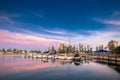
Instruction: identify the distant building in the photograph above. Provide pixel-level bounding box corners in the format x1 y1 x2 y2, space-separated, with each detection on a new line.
108 40 119 51
60 43 64 51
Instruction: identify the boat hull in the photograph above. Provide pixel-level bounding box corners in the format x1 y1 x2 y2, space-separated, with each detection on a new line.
73 57 81 61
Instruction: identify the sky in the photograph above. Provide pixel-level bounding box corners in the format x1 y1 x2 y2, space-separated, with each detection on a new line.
0 0 120 50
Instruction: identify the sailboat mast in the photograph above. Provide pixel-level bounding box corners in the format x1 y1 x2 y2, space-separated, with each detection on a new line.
69 38 70 54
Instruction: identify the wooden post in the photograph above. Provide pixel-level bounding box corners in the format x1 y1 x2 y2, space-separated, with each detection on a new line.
108 53 109 64
115 54 117 65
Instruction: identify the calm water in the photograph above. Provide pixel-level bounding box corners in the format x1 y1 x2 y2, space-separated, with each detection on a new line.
0 54 120 80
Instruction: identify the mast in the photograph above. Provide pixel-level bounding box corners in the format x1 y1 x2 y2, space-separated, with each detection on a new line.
69 38 71 54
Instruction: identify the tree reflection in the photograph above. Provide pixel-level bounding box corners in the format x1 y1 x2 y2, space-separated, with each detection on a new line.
115 66 120 73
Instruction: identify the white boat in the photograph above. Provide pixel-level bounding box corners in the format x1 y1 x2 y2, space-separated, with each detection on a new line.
31 53 38 58
37 54 42 58
66 56 73 60
57 54 67 60
32 55 38 58
43 54 48 58
25 53 33 57
47 55 54 58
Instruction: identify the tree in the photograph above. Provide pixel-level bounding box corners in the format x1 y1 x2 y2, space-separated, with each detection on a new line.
113 46 120 54
72 45 76 53
90 47 93 53
13 48 17 53
108 40 118 51
96 46 99 50
7 48 12 52
113 46 120 61
104 46 107 50
2 48 6 53
79 43 83 52
51 46 55 52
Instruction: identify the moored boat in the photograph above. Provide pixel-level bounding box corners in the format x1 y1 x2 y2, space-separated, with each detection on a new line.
73 53 81 61
57 54 67 59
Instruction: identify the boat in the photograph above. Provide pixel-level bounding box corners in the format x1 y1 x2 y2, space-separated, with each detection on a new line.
66 56 73 60
32 55 38 58
37 54 42 58
73 53 81 61
47 54 54 58
56 54 67 59
25 53 33 57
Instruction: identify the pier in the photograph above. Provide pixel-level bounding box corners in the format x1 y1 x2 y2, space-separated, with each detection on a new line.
84 54 120 66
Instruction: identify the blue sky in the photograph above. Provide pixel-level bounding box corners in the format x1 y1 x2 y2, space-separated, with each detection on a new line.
0 0 120 50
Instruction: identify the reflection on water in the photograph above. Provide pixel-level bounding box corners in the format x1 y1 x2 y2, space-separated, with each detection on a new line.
0 54 120 80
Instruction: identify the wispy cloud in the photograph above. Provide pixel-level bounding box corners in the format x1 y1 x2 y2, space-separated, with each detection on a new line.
0 10 120 50
0 29 68 49
113 11 120 16
33 12 44 18
68 30 120 50
32 10 44 18
0 16 14 24
39 27 80 38
1 27 120 50
103 20 120 26
17 28 70 40
93 18 120 26
41 28 67 35
0 13 22 25
93 11 120 26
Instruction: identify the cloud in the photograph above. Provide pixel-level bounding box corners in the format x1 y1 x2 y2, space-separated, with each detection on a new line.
113 11 120 16
93 18 120 26
17 28 69 41
41 28 67 35
33 12 44 18
103 20 120 26
0 10 120 50
70 30 120 50
0 30 68 49
17 27 79 41
32 11 44 18
0 13 22 26
0 16 14 24
92 11 120 26
0 26 120 50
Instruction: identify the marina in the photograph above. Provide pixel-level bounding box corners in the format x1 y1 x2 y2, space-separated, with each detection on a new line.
0 0 120 80
0 53 120 80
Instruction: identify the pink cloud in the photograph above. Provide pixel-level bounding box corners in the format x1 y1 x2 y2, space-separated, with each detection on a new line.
0 30 68 49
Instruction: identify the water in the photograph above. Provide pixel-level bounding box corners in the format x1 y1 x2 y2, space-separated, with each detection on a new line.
0 54 120 80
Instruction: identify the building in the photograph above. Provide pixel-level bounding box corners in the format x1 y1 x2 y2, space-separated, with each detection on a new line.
60 43 64 51
108 40 119 51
